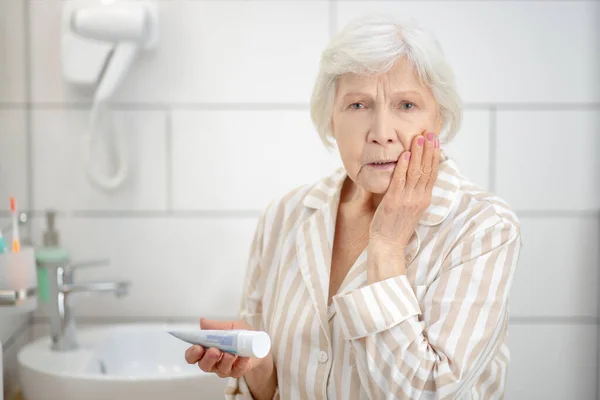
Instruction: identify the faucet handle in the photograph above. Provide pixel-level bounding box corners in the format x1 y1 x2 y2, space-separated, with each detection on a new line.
60 258 110 284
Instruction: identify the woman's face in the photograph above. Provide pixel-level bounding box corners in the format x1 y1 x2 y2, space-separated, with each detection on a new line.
332 57 443 194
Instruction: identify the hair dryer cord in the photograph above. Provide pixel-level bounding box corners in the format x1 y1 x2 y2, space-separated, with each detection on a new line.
83 101 129 191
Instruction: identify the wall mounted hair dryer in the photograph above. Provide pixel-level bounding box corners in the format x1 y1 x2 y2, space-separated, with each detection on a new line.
62 0 158 191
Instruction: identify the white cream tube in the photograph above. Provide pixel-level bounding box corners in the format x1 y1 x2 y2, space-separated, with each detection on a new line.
168 329 271 359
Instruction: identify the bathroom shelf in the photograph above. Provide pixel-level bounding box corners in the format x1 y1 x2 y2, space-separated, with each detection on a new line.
0 287 37 306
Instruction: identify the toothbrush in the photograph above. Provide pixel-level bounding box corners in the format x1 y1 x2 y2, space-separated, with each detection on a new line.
10 196 20 253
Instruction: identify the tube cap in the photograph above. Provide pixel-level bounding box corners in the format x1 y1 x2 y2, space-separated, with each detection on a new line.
236 331 271 358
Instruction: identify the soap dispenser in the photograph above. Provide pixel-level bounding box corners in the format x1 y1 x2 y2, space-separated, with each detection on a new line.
35 210 70 307
43 210 60 247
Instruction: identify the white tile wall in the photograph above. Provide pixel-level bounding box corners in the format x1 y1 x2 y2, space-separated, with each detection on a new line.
442 110 491 191
31 110 168 212
30 0 331 104
0 110 28 211
30 215 259 319
510 217 599 318
336 1 600 104
172 110 342 211
28 0 89 104
506 324 598 399
496 110 600 211
0 0 26 103
1 0 598 397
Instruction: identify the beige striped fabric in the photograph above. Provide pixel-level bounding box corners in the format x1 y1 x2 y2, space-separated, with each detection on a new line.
225 150 522 399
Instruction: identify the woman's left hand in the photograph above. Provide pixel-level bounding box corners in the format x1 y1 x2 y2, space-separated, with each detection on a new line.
368 131 440 256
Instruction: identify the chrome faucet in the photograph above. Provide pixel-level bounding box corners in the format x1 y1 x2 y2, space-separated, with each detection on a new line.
37 258 131 351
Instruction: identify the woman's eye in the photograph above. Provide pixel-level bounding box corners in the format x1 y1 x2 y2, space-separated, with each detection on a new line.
350 103 365 110
400 102 417 110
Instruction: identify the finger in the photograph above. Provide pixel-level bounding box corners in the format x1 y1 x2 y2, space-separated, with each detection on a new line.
230 357 252 379
426 138 441 192
389 150 411 196
198 347 222 373
200 318 236 330
215 352 237 378
406 134 425 189
415 131 436 192
185 345 205 364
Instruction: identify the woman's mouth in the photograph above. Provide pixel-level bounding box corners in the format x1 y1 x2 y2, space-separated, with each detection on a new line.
368 161 397 170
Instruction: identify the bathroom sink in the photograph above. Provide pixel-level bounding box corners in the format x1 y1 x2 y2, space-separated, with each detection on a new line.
18 323 228 400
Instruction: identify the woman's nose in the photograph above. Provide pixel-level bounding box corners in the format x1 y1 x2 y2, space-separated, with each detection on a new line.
368 113 398 145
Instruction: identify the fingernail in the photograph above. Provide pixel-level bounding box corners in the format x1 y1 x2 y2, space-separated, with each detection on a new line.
427 132 435 141
405 152 411 161
418 137 424 146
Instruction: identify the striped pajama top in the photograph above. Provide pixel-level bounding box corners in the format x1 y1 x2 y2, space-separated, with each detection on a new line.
225 149 522 399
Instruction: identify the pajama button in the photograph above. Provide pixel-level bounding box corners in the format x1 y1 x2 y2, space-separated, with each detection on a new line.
318 351 329 363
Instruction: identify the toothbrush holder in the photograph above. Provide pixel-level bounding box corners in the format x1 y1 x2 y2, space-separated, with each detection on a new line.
0 246 38 309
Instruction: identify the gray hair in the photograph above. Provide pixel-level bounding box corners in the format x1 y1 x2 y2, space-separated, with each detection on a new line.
310 14 463 150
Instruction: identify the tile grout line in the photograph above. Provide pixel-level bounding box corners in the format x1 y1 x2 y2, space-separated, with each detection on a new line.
1 210 599 219
27 0 591 2
68 210 264 218
336 0 594 3
509 316 600 325
29 315 600 325
489 105 496 193
24 0 34 242
1 102 600 111
165 110 173 212
597 218 600 400
513 210 600 218
0 103 311 111
24 0 36 344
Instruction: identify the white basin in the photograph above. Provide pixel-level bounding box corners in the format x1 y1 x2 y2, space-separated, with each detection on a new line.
18 323 228 400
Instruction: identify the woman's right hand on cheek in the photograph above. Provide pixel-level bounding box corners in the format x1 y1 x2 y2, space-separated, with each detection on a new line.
184 318 271 379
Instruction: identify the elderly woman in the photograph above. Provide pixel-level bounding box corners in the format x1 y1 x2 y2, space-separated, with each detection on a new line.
185 14 522 400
